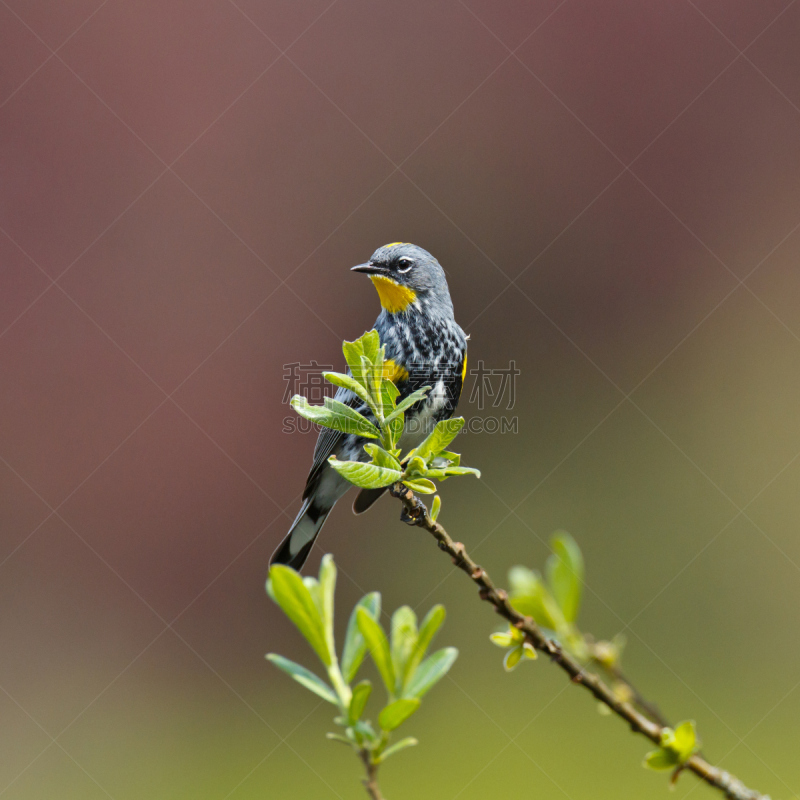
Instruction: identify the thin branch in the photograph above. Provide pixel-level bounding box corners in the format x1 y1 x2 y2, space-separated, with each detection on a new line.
594 654 671 729
390 483 769 800
359 749 385 800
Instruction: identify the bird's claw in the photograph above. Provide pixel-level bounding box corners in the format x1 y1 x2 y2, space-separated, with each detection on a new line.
400 507 418 526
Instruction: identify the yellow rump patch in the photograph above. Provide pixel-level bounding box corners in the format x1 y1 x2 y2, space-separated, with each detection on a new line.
370 275 417 313
383 359 409 384
462 352 468 383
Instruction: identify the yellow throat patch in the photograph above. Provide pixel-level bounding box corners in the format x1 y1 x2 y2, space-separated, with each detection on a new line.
370 275 417 313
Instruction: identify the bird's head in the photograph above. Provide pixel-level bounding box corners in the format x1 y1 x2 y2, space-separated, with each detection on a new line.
351 242 453 317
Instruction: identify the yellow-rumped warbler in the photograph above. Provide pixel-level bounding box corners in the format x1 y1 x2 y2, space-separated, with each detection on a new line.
270 243 468 570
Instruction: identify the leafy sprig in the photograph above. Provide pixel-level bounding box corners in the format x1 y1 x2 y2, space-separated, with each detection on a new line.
503 534 636 697
290 330 480 511
644 720 700 782
499 533 705 787
504 531 587 660
489 625 537 671
266 555 458 778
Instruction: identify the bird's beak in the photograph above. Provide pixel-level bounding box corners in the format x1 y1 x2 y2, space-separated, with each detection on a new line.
351 262 387 275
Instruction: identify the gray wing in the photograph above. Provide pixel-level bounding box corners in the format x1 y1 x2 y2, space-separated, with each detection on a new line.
303 383 369 499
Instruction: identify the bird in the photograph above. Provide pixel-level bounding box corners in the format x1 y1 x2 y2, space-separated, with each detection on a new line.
270 242 468 570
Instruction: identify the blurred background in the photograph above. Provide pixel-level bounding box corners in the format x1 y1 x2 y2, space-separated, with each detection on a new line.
2 1 800 798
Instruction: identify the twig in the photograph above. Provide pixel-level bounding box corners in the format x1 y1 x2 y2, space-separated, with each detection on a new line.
390 483 770 800
359 749 385 800
599 657 671 729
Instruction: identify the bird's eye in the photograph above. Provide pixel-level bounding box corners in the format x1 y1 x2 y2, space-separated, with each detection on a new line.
397 258 413 273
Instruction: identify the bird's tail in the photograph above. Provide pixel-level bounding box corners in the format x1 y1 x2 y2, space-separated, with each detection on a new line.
270 499 330 570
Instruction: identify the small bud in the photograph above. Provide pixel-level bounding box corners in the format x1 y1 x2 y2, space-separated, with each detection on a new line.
592 640 618 668
612 681 634 705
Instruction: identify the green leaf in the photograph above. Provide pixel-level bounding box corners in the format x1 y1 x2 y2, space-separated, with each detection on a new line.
404 456 428 476
417 463 479 482
508 565 539 597
343 338 366 380
643 748 680 771
318 555 336 658
376 737 418 762
404 647 458 699
341 592 381 684
441 466 481 479
324 396 379 434
302 576 324 630
403 604 445 687
387 411 404 450
383 387 430 424
390 606 418 689
522 641 537 660
430 495 441 522
353 719 378 744
504 646 522 671
672 720 698 761
489 632 514 648
357 607 395 696
378 698 421 732
380 378 400 419
360 329 382 366
402 478 437 494
348 680 372 724
268 565 330 666
328 458 403 489
363 443 402 471
409 467 448 480
382 375 400 401
436 450 460 467
360 355 382 407
323 371 376 411
412 418 465 461
341 330 381 383
508 566 565 632
546 532 584 623
291 396 380 439
266 654 338 704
